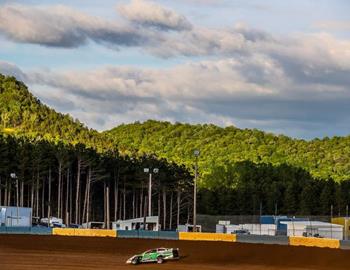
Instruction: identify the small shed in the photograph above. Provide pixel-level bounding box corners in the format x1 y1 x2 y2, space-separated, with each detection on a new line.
0 206 32 227
281 221 343 240
113 216 159 231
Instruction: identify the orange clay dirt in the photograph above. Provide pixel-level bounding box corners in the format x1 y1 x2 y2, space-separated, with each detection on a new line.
0 235 349 270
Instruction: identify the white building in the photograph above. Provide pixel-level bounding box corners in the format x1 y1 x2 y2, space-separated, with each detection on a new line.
281 221 343 240
0 206 32 227
112 216 159 231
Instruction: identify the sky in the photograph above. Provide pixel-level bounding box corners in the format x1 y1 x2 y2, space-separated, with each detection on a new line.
0 0 349 139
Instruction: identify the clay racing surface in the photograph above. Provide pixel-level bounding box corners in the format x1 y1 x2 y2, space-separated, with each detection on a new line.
0 235 349 270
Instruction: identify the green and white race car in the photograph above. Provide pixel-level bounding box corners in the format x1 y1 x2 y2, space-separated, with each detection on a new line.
126 247 180 265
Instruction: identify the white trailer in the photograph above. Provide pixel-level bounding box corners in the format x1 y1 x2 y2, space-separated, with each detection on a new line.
281 221 343 240
113 216 159 231
0 206 32 227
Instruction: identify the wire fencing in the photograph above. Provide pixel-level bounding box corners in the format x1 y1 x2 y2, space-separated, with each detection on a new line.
198 215 348 240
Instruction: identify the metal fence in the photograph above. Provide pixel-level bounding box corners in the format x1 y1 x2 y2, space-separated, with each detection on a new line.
197 215 331 232
197 215 349 240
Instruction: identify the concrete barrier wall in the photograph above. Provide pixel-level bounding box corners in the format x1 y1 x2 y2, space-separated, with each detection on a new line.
0 226 345 249
340 240 350 250
117 230 139 238
117 230 178 240
30 227 52 235
179 232 236 242
289 236 340 249
52 228 75 236
74 229 116 237
138 230 159 239
0 226 31 234
237 235 289 245
0 226 52 235
158 231 178 240
52 228 116 237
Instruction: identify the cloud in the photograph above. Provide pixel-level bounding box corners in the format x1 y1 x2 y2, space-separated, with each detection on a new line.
0 61 27 81
117 0 192 31
313 20 350 32
0 4 149 48
2 44 349 139
1 3 350 138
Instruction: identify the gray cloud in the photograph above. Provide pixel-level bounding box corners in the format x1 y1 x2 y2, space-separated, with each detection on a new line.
0 4 149 48
117 0 192 31
0 60 27 81
1 49 349 139
0 3 350 139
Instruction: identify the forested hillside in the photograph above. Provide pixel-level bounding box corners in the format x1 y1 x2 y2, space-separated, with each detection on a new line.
106 121 350 183
106 121 350 216
1 74 350 217
0 74 113 152
0 74 193 227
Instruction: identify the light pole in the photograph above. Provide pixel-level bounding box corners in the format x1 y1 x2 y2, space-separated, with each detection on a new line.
10 173 19 225
144 168 159 217
193 150 200 232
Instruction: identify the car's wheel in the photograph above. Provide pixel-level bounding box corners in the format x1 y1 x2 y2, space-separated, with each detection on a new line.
131 257 140 265
157 256 164 264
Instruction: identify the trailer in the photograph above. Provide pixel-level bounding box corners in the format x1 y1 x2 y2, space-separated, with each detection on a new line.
0 206 32 227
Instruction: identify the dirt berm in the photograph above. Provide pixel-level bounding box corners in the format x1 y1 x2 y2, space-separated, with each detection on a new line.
0 235 349 270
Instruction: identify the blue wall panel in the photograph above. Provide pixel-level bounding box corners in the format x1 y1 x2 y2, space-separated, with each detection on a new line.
31 226 52 235
117 230 139 238
158 231 178 240
138 230 159 239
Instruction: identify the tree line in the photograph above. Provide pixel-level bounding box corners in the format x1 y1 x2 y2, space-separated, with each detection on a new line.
198 161 350 216
0 134 194 229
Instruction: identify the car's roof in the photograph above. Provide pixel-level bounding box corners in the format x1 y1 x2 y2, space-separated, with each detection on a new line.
144 247 167 252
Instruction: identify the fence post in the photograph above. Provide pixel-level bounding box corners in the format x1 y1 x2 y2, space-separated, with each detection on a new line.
330 205 333 239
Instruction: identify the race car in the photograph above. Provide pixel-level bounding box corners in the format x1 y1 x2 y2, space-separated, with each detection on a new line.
126 247 180 265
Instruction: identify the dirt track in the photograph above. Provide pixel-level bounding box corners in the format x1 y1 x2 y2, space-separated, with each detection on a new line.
0 235 349 270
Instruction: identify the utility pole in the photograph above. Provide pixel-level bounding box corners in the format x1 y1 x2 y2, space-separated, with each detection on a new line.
331 205 333 239
346 205 349 240
148 172 152 216
260 202 262 235
143 168 159 222
193 150 200 232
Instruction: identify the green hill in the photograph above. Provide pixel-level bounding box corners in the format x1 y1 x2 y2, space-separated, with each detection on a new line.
106 120 350 185
0 74 113 151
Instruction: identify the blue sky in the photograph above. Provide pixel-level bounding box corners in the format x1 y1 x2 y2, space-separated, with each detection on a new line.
0 0 349 139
